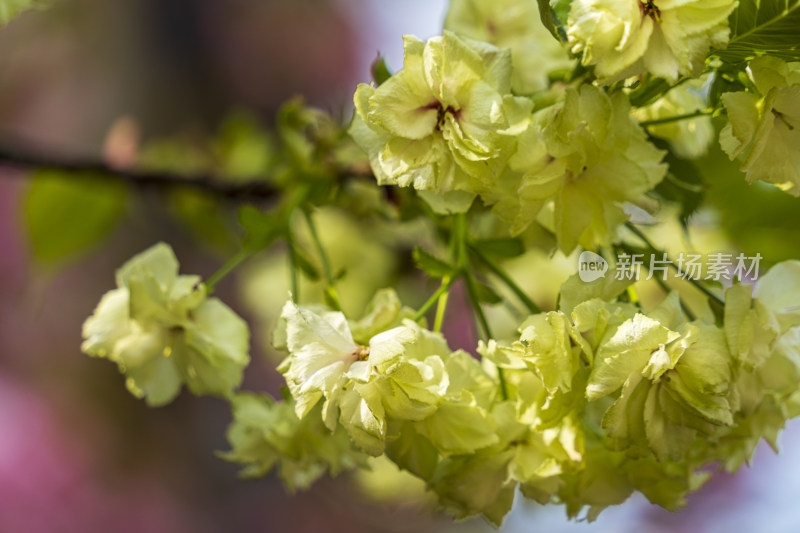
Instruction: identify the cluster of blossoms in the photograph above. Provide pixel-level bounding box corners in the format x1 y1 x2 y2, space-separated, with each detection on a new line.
351 0 800 252
81 240 800 523
220 262 800 523
77 0 800 526
350 30 667 252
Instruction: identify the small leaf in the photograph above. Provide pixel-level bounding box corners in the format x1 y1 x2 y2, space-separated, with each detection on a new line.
291 247 320 281
23 170 126 266
537 0 572 42
413 247 454 279
475 280 503 305
472 238 525 259
370 55 393 86
628 76 672 108
170 189 236 250
238 205 277 252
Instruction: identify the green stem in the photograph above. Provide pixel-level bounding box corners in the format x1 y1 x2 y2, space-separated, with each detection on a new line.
639 109 712 128
469 244 542 314
651 267 697 321
205 249 254 292
455 213 508 400
625 223 724 305
413 277 454 323
286 222 300 302
304 208 342 311
463 271 509 401
432 284 450 333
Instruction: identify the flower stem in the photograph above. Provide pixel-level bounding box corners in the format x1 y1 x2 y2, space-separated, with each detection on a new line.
469 244 542 314
286 218 300 302
304 208 342 311
625 223 724 305
639 109 712 127
463 270 509 401
206 249 255 292
413 277 454 322
433 283 450 333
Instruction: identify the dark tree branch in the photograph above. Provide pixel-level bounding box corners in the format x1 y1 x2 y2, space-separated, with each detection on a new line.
0 139 281 201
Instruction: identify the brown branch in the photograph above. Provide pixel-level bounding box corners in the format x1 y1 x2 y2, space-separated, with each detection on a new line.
0 139 281 201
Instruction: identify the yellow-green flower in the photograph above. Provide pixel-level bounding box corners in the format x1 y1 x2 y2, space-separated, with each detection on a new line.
567 0 737 82
720 56 800 196
82 243 250 406
350 31 532 214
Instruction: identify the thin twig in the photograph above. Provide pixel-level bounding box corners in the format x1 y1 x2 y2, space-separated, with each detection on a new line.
0 139 279 200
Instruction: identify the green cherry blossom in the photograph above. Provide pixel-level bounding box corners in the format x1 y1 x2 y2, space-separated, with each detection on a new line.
81 243 250 406
349 31 532 213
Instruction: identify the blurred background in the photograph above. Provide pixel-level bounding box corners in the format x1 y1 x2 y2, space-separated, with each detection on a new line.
2 1 800 532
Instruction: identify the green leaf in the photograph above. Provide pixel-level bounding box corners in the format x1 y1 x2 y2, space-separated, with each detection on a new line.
537 0 572 42
169 189 236 251
412 247 454 279
24 170 126 266
238 205 277 252
475 280 503 305
292 247 321 281
713 0 800 64
628 76 673 108
370 55 393 86
472 238 525 259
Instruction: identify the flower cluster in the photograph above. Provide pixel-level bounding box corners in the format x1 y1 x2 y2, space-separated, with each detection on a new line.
214 261 800 524
352 32 668 252
74 0 800 526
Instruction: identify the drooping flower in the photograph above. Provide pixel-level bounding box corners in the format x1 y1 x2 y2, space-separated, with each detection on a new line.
221 393 367 491
81 243 250 406
720 56 800 196
566 0 738 83
349 31 532 214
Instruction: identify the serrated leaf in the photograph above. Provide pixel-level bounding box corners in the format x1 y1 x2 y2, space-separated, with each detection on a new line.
713 0 800 64
23 170 126 266
413 247 454 279
472 238 525 259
